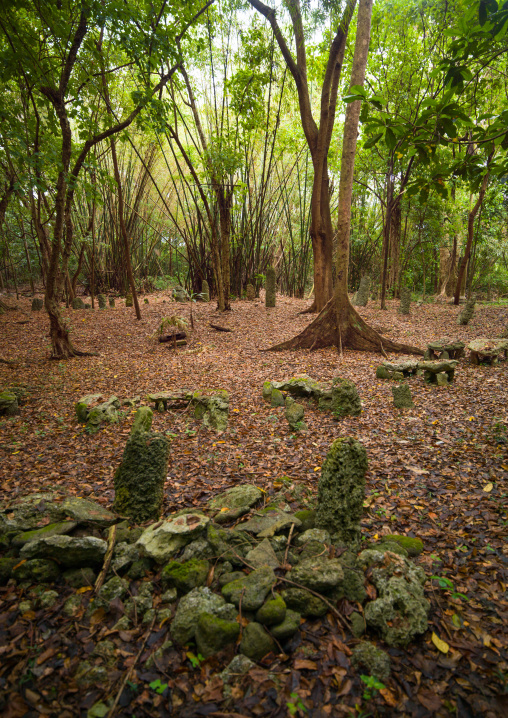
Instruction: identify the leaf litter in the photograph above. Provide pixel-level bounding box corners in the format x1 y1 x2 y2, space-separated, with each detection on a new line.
0 293 507 716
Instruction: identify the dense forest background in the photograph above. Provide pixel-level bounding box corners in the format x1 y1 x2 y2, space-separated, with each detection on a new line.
1 0 508 337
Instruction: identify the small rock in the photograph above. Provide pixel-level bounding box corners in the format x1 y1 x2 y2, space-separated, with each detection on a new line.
161 587 178 604
384 534 423 557
208 485 263 523
288 556 344 593
256 594 286 626
39 590 59 609
271 389 285 407
161 558 210 594
270 609 301 640
221 654 256 683
12 521 77 548
63 595 83 617
295 529 330 547
350 611 366 638
245 539 279 569
285 396 305 430
63 567 96 588
392 383 414 409
98 576 129 604
281 588 328 617
19 600 33 614
240 622 276 661
12 559 60 583
221 567 275 611
352 641 390 680
195 611 240 657
170 587 229 645
137 513 209 563
20 535 107 567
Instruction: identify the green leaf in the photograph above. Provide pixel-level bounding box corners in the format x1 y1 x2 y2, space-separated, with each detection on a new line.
384 127 397 151
363 133 383 149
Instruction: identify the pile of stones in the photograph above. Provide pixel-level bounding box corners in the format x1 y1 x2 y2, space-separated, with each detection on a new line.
75 394 140 433
376 359 458 385
0 436 429 681
262 374 361 429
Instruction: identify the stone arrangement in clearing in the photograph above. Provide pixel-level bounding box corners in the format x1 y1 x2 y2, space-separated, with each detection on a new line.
425 338 465 360
0 435 429 681
468 337 508 365
376 359 458 385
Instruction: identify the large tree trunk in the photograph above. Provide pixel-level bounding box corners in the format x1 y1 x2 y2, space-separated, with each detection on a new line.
269 0 422 356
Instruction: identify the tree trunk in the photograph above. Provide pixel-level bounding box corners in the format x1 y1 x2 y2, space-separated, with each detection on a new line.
454 167 491 305
268 0 422 355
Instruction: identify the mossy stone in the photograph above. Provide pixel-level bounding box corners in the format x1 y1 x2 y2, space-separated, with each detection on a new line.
384 535 423 557
315 437 367 544
352 641 391 681
293 510 316 531
281 588 328 617
392 383 414 409
262 381 273 402
126 558 152 579
369 540 408 558
12 520 77 548
63 567 96 588
221 567 275 611
240 621 276 661
265 267 276 308
195 611 240 657
350 611 366 638
256 595 286 626
376 365 390 380
0 557 18 585
270 389 285 407
331 378 361 418
161 558 209 594
12 559 60 583
113 432 170 524
270 609 301 640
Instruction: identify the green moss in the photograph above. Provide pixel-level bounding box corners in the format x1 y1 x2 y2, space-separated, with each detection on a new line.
352 641 390 681
281 588 328 617
12 520 76 547
384 535 423 556
294 510 316 531
161 558 209 593
315 437 367 544
256 595 286 626
195 611 240 657
0 557 18 585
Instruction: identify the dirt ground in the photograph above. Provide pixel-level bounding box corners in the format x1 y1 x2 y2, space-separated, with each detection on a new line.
0 292 507 717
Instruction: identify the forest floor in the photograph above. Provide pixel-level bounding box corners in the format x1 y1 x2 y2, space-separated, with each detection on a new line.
0 291 507 718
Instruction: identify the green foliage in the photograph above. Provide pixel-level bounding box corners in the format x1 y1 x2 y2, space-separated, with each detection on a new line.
149 679 168 694
431 574 469 601
286 692 307 716
360 674 386 700
154 316 188 337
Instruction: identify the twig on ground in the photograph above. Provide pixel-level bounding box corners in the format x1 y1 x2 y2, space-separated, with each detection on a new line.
94 524 117 594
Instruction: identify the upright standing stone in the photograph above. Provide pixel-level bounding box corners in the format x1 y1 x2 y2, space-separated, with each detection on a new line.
98 294 106 309
0 391 19 416
315 438 368 545
457 297 476 325
125 294 133 308
392 383 414 408
265 267 276 308
130 406 154 436
109 297 115 308
31 298 43 311
71 297 85 309
246 283 255 301
398 286 411 315
114 417 170 524
371 284 379 301
354 275 371 307
331 377 361 417
201 280 210 302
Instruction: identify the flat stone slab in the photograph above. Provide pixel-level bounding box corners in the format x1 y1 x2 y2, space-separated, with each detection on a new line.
417 360 458 383
376 361 418 379
12 521 78 548
426 339 465 360
221 566 276 610
59 497 117 526
20 535 107 567
288 556 344 593
137 513 210 563
235 509 302 538
468 338 508 364
208 485 263 523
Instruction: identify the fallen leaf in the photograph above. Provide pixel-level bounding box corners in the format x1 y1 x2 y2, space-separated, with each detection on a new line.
482 482 493 492
431 632 449 654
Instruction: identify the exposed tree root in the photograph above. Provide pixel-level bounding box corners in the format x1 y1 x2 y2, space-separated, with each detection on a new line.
269 298 424 355
298 301 318 315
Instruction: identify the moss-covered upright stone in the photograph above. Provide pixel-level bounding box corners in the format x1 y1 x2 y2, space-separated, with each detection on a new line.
195 611 240 657
201 280 210 302
265 266 276 308
331 378 361 417
113 431 169 524
352 642 391 681
75 394 103 423
161 558 209 594
0 391 19 417
12 558 60 583
285 396 306 430
392 383 414 409
353 275 371 307
109 297 115 308
262 381 273 402
130 406 153 436
384 534 423 557
221 566 275 611
31 297 43 311
398 286 411 315
256 594 286 626
246 283 255 301
97 294 107 309
71 297 85 309
350 611 366 637
458 296 475 325
281 588 328 617
240 621 276 661
315 437 368 544
125 294 133 307
376 365 390 380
